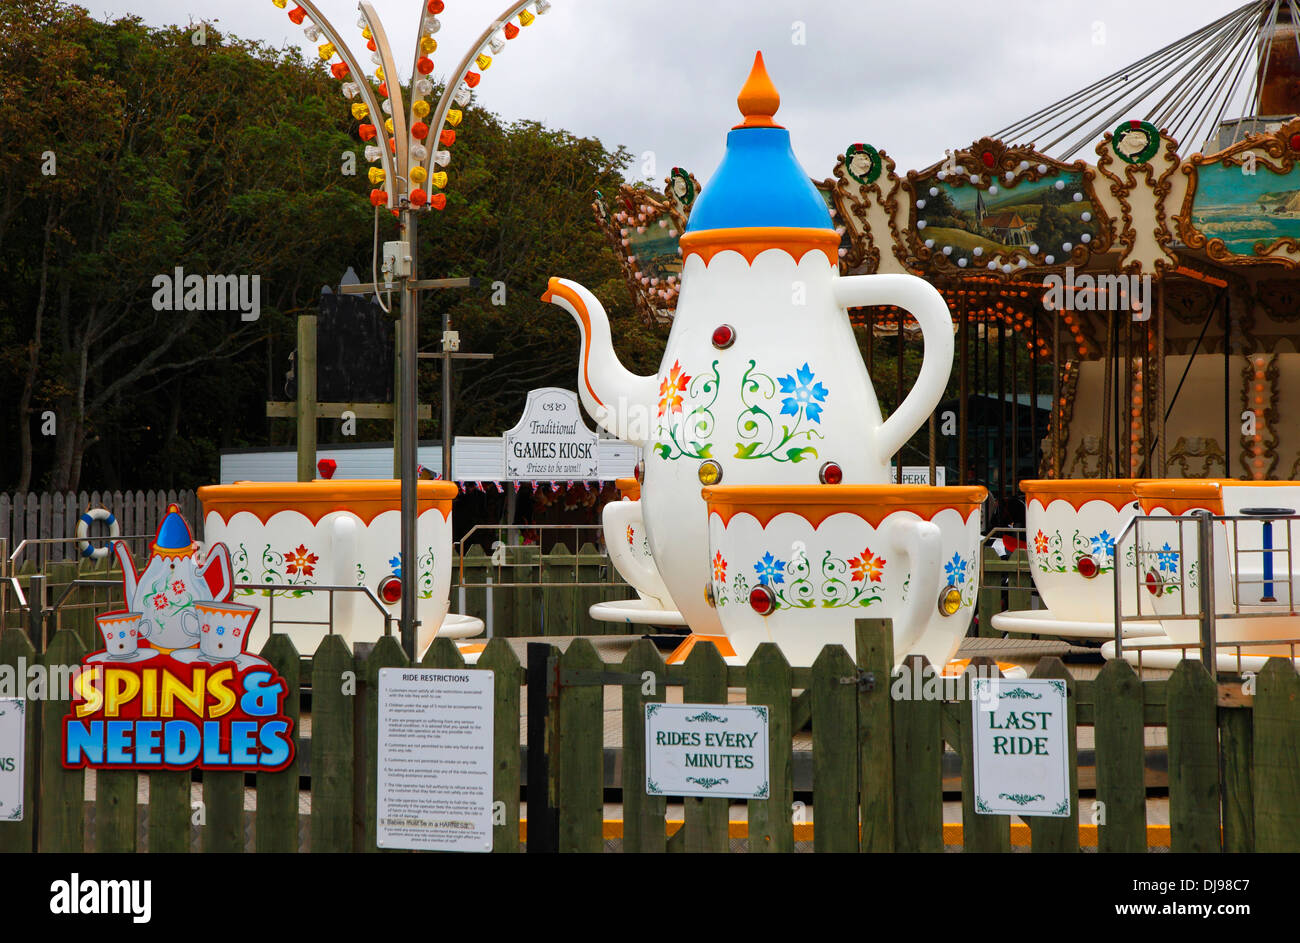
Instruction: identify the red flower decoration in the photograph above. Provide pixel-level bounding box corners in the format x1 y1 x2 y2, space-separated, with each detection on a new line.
626 525 635 547
286 544 319 577
849 549 885 583
712 551 727 582
153 595 169 610
171 580 185 594
1033 529 1049 553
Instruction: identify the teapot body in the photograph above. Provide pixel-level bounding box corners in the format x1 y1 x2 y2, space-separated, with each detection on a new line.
129 550 209 650
642 245 889 633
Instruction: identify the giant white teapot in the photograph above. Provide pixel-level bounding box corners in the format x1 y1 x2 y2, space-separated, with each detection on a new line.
545 52 954 635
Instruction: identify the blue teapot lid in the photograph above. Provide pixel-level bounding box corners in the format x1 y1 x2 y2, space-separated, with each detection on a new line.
685 52 833 235
153 504 195 552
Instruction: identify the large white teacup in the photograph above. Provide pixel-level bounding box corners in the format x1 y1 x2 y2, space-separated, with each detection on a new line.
1022 479 1142 623
702 485 988 666
198 480 458 655
602 478 673 610
1134 479 1300 654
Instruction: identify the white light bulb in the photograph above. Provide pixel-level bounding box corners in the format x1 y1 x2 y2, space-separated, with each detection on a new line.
356 15 368 29
414 78 434 97
434 150 451 167
341 82 360 100
426 16 441 33
490 34 506 54
365 145 382 163
537 0 552 13
454 86 471 106
381 100 392 115
304 25 321 42
411 143 428 162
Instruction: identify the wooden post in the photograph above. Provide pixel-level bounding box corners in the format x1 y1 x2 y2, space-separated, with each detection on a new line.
478 639 522 853
811 645 859 853
892 654 942 852
39 629 86 853
746 643 793 853
1167 659 1220 852
556 639 603 853
1252 659 1300 852
856 619 895 852
1093 659 1146 852
682 642 728 853
621 639 666 853
255 634 300 853
297 314 317 483
361 635 408 852
310 634 355 853
958 658 1010 852
1028 656 1079 852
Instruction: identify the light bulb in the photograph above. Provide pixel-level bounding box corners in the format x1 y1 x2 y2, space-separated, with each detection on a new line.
536 0 552 13
370 52 382 65
434 150 451 167
475 53 492 71
318 43 335 60
425 16 441 33
351 102 369 120
410 143 428 162
414 78 434 97
490 34 506 54
381 100 392 115
356 15 367 29
384 118 394 134
519 10 535 26
341 82 360 100
369 167 386 185
420 36 437 54
413 100 431 118
304 25 320 42
445 109 462 126
430 171 448 189
411 166 428 184
365 145 382 163
453 86 471 106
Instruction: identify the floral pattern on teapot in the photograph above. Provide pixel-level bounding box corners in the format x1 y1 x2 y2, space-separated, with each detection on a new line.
654 358 830 464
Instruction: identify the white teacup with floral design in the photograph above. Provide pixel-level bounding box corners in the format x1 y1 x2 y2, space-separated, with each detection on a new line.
1023 479 1142 623
702 485 978 666
96 611 147 658
603 479 673 610
194 600 259 661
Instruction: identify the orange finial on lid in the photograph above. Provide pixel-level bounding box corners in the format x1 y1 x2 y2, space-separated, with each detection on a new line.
734 51 781 129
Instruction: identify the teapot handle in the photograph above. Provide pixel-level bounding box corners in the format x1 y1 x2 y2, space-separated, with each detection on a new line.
881 516 945 665
832 274 954 464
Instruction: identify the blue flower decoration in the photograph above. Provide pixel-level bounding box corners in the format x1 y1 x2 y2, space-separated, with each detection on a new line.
118 631 126 639
217 625 225 636
1090 530 1115 560
1157 542 1179 573
389 554 402 577
944 552 968 586
777 363 830 424
753 552 786 586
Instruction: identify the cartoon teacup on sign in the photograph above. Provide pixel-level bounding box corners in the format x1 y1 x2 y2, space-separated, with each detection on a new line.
113 504 233 651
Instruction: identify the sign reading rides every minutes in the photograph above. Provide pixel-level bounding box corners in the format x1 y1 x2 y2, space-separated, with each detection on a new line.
503 387 599 480
645 703 769 800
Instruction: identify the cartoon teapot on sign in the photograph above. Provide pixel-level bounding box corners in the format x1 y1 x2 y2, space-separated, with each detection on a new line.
543 52 955 635
113 504 233 652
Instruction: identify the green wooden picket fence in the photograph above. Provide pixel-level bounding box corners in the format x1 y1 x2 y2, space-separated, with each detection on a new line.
1 619 1296 853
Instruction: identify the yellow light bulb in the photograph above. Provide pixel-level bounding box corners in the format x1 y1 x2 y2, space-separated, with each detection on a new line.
413 100 431 118
420 36 438 54
369 167 386 184
410 166 428 184
384 118 394 134
697 461 722 486
318 43 336 60
938 586 962 616
351 103 369 120
475 53 492 71
445 109 462 127
375 66 384 81
519 9 535 26
272 0 287 7
362 26 372 39
430 171 448 189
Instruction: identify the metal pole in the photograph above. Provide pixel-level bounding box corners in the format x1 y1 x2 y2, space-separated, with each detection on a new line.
1196 509 1216 671
443 309 454 483
1224 288 1231 478
297 314 317 482
399 211 420 661
959 297 968 483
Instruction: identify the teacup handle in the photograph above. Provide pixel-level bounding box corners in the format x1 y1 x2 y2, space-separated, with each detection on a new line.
832 274 954 463
882 517 945 665
181 610 200 638
138 617 155 640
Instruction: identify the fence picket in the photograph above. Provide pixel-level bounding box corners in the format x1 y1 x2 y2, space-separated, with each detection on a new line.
255 634 301 853
621 639 666 853
1252 658 1300 852
746 643 793 853
361 635 408 852
574 543 606 636
681 641 728 853
310 634 355 853
556 639 603 853
1167 659 1220 852
541 543 575 637
1027 657 1078 852
477 638 521 853
39 629 87 852
957 658 1010 852
892 654 942 852
1094 658 1146 852
811 645 858 853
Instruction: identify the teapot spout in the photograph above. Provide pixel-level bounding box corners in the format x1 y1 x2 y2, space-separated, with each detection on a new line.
542 277 657 447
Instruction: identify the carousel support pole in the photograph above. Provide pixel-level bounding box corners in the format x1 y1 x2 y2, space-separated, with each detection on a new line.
1125 311 1134 476
1224 290 1231 478
959 297 969 483
1100 311 1114 478
929 414 937 486
442 307 454 483
1052 312 1060 477
1158 280 1167 476
296 313 318 483
1011 319 1019 493
399 211 420 661
1030 315 1039 475
997 320 1006 507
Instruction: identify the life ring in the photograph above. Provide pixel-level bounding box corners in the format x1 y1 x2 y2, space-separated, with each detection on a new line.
76 507 120 560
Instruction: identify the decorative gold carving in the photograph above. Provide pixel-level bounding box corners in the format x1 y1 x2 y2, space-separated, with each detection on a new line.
1255 279 1300 324
1175 117 1300 269
592 178 697 325
1065 434 1102 479
902 138 1112 278
1167 436 1226 478
830 146 907 273
1095 129 1184 277
1240 352 1280 479
1163 276 1218 325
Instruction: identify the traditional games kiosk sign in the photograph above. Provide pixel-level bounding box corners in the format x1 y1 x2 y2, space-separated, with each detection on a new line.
503 388 599 480
970 678 1070 817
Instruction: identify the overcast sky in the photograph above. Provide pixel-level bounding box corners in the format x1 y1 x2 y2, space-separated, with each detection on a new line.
78 0 1251 184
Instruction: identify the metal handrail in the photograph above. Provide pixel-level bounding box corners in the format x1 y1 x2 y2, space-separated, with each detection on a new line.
252 582 397 638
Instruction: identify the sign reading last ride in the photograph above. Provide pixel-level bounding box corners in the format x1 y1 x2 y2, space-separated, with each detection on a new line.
503 387 599 480
644 703 769 800
970 678 1070 817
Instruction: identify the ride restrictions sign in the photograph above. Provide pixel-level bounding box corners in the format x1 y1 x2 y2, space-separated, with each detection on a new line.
970 678 1071 818
376 668 495 852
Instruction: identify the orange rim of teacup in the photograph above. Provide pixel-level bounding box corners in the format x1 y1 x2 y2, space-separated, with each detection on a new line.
198 479 459 527
194 601 258 619
95 611 141 627
1020 478 1144 512
701 485 989 529
1132 480 1225 515
616 478 640 501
